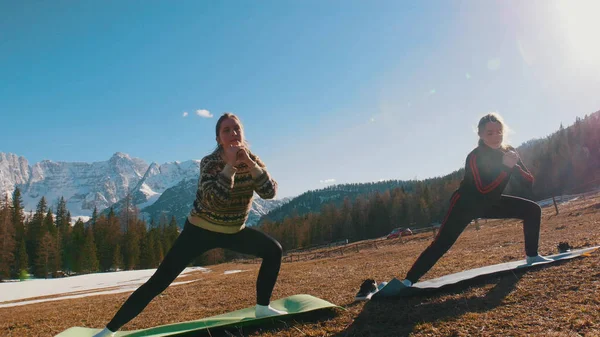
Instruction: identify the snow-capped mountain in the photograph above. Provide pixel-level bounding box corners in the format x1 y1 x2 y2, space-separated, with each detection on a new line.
0 152 287 227
0 152 199 218
0 153 30 199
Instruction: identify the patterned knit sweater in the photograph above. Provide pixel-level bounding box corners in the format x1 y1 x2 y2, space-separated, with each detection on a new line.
187 149 277 234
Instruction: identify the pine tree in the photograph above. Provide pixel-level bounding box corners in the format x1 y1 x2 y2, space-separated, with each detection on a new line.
11 188 26 278
56 196 72 272
154 234 164 266
11 187 25 243
91 207 98 227
128 219 145 269
139 232 155 269
96 208 121 271
112 244 122 271
16 238 28 278
0 195 16 280
43 208 61 273
34 231 54 278
27 197 47 273
79 226 99 273
44 209 55 235
70 219 85 272
368 192 389 238
164 216 179 254
55 197 69 231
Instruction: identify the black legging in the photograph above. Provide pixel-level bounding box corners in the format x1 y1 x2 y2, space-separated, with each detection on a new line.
405 194 541 283
106 221 283 332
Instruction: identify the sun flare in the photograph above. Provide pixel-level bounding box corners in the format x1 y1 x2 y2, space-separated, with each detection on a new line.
555 0 600 67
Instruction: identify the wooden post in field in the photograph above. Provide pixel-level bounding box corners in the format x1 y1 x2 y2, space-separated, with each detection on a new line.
552 196 559 215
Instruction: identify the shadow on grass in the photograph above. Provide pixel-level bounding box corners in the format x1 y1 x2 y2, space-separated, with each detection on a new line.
331 259 585 337
333 272 527 337
180 308 340 337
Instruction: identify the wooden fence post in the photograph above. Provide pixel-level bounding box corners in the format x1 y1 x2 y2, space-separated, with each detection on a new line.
552 196 559 215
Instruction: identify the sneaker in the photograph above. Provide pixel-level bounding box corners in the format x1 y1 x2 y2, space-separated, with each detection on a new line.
355 279 378 301
374 277 411 297
92 328 115 337
557 242 572 253
255 304 287 318
526 255 553 265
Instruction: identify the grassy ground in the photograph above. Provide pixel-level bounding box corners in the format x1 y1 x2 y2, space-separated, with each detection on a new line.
2 194 600 337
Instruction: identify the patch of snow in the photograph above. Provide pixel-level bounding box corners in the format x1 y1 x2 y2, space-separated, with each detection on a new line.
71 215 90 225
0 280 199 308
0 266 209 308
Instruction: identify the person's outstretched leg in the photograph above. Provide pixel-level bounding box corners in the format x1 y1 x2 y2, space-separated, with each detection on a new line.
99 222 214 334
405 193 474 284
482 195 550 263
223 226 285 317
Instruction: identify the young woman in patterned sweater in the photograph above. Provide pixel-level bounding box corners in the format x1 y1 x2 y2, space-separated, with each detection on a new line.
94 113 286 337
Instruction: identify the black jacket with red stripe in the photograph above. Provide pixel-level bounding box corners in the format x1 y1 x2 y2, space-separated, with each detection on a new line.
457 143 535 205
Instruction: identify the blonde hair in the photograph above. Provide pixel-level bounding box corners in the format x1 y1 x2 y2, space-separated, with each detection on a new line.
477 112 510 149
214 113 250 152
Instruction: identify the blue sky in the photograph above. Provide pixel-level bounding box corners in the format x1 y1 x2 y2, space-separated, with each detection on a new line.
1 0 599 198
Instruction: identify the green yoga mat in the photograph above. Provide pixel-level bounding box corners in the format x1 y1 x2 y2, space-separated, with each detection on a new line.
55 294 339 337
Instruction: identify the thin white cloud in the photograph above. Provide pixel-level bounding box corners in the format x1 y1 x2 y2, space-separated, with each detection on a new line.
182 112 189 117
320 178 336 184
196 109 213 118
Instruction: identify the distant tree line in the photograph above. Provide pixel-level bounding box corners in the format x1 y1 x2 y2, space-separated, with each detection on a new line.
0 190 183 280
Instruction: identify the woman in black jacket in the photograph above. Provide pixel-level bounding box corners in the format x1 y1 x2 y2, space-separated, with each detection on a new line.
399 113 551 288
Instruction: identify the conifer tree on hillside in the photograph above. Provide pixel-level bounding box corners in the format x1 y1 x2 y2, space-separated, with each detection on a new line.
43 209 54 234
34 231 55 278
15 238 28 278
93 214 110 271
27 197 47 273
163 215 179 254
79 226 99 273
43 208 61 273
95 208 122 271
0 195 16 280
149 226 164 266
91 206 98 227
139 231 156 269
11 187 25 243
56 196 73 271
112 244 122 271
123 217 144 270
70 218 85 273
